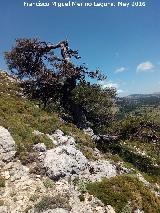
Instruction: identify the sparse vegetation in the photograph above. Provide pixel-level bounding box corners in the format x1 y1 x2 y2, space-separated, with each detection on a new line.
78 194 85 202
77 180 87 194
34 194 71 212
43 178 55 188
0 200 4 206
0 175 5 187
29 194 39 202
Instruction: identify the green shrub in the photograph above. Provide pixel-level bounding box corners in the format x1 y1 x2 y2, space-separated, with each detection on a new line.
34 194 71 212
71 83 117 132
78 194 85 202
29 194 39 202
121 202 132 213
0 200 4 206
18 151 39 165
32 134 54 149
87 175 160 213
43 178 55 188
0 176 5 187
77 180 87 194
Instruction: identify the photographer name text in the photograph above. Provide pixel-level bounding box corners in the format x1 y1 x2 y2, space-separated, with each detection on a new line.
23 1 147 8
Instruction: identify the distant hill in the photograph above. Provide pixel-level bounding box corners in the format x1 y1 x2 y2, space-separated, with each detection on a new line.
126 92 160 99
116 92 160 119
118 92 160 106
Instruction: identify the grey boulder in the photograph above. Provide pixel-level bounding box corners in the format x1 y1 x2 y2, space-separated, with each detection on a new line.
43 145 88 180
47 129 76 146
33 143 47 152
0 126 16 163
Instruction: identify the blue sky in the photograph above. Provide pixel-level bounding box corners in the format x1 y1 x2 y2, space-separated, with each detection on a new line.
0 0 160 96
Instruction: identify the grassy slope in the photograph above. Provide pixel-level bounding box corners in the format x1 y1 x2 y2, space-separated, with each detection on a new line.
0 70 95 162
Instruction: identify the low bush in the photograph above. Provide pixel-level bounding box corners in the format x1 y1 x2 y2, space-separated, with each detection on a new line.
34 194 71 212
87 174 160 213
0 175 5 187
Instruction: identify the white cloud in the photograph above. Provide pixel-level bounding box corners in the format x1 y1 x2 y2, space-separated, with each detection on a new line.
101 81 118 88
136 61 154 72
99 80 124 94
115 67 126 73
117 89 124 94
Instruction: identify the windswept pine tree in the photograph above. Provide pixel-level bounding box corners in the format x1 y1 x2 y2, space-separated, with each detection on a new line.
5 38 117 129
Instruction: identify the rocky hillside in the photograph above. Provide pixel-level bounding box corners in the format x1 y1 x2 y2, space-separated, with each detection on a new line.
0 70 160 213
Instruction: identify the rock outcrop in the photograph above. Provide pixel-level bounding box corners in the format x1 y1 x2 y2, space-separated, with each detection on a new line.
86 160 117 181
0 128 150 213
46 129 76 146
43 145 88 180
0 126 16 165
34 130 128 182
0 160 115 213
33 129 126 182
0 161 45 213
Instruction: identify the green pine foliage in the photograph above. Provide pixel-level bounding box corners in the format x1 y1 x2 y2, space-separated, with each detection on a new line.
71 83 117 131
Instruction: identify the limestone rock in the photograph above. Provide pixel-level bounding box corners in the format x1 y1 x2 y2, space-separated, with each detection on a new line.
106 205 116 213
33 143 47 152
69 190 110 213
81 160 117 182
1 160 117 213
33 130 44 136
54 129 64 136
42 209 69 213
0 206 8 213
0 161 46 213
83 127 100 140
83 127 95 137
43 145 88 180
134 209 144 213
0 126 16 163
89 160 117 178
47 129 76 146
